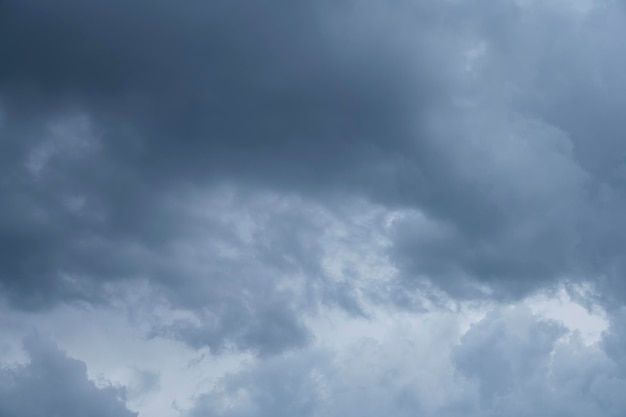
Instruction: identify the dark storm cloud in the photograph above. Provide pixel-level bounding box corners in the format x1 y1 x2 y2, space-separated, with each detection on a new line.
6 3 626 417
0 0 422 302
0 0 397 352
0 0 511 307
0 0 441 354
0 0 428 173
3 0 626 357
0 334 136 417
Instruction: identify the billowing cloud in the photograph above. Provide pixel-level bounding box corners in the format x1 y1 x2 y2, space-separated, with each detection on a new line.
187 304 626 417
0 334 136 417
3 0 626 312
2 0 626 415
0 0 431 350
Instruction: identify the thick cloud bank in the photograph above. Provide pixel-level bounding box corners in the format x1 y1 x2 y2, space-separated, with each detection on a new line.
2 0 626 415
3 0 626 312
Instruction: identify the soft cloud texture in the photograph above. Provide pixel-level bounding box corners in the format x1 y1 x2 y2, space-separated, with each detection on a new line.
188 304 625 417
0 334 136 417
2 0 626 415
3 0 626 309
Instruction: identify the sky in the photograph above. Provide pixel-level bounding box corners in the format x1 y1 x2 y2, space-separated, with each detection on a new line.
1 0 626 415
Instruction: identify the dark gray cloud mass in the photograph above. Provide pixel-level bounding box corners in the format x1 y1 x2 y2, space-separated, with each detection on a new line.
0 0 410 355
0 334 136 417
0 0 438 354
2 0 626 414
3 0 626 312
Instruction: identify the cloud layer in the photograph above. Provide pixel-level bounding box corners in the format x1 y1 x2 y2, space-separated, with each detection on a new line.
0 334 137 417
188 304 626 417
2 0 626 415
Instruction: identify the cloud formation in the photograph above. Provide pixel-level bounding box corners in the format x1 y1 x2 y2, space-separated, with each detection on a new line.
3 0 626 311
2 0 626 415
0 334 136 417
188 305 626 417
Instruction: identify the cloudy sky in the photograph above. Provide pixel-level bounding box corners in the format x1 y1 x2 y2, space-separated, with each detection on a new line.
2 0 626 415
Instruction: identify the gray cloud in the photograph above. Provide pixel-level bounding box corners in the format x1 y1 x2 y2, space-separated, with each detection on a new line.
187 345 430 417
187 305 626 417
188 351 327 417
6 1 626 415
0 0 432 323
127 369 160 401
389 108 589 300
386 0 626 303
0 334 136 417
452 305 626 417
3 0 626 358
0 0 441 358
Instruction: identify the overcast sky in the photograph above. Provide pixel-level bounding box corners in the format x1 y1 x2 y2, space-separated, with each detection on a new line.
2 0 626 416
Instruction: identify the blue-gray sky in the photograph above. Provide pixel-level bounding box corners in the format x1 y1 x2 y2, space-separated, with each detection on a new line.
2 0 626 416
